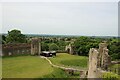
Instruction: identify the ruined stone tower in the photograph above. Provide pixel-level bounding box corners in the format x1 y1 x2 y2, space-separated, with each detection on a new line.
99 43 111 70
88 42 111 78
65 44 74 55
97 43 108 68
88 48 99 78
31 38 41 55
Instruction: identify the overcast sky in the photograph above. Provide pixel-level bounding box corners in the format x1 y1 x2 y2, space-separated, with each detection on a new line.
2 2 118 36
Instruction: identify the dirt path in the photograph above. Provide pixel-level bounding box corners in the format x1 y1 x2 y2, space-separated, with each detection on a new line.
40 56 85 72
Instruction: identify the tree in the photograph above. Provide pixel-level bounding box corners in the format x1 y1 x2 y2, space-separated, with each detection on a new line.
41 42 49 51
49 43 59 51
74 36 101 56
6 29 27 43
108 39 120 60
0 35 6 44
56 40 66 50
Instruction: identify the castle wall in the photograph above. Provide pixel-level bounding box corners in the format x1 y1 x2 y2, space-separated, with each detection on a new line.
31 38 41 55
87 43 111 78
2 43 31 56
88 48 99 78
65 44 74 55
2 38 41 56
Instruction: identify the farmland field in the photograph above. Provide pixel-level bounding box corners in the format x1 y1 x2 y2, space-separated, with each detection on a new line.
2 53 88 78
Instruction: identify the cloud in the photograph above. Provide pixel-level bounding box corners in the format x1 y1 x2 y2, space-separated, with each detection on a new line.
2 2 118 36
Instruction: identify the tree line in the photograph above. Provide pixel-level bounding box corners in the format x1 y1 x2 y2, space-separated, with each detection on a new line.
1 29 120 60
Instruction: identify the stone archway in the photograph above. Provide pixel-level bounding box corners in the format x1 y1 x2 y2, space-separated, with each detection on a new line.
65 44 74 55
67 48 70 53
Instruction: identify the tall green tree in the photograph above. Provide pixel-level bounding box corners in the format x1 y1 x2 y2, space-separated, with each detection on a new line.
49 43 59 51
2 35 6 44
41 42 49 51
6 29 27 43
74 36 100 56
108 39 120 60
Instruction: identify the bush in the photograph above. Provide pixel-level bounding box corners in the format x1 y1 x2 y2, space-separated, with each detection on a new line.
102 72 120 80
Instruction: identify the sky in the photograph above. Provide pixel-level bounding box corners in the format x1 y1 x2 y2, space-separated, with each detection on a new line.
1 1 118 36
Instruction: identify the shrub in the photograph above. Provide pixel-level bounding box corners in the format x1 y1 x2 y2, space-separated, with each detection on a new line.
102 72 120 80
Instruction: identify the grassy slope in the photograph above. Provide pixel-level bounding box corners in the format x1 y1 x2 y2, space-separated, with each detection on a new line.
2 56 54 78
42 68 69 78
49 53 88 70
2 53 88 78
0 57 1 79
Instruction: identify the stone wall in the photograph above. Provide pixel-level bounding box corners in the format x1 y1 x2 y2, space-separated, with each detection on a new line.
2 43 31 56
1 38 41 56
88 48 99 78
87 42 111 78
98 43 111 70
65 44 74 55
31 38 41 55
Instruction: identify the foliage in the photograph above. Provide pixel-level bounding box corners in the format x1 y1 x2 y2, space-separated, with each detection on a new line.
56 40 66 51
49 43 59 51
41 42 49 51
73 36 120 60
42 38 67 51
74 36 100 56
2 35 6 44
102 72 120 80
108 39 120 60
6 29 27 43
3 29 120 60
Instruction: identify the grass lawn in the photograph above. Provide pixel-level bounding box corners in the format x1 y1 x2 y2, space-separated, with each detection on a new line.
0 57 1 79
49 53 88 70
43 68 81 78
2 53 88 78
2 56 54 78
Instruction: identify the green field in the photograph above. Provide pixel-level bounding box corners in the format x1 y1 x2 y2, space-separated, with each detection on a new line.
49 53 88 70
2 53 88 78
2 56 54 78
